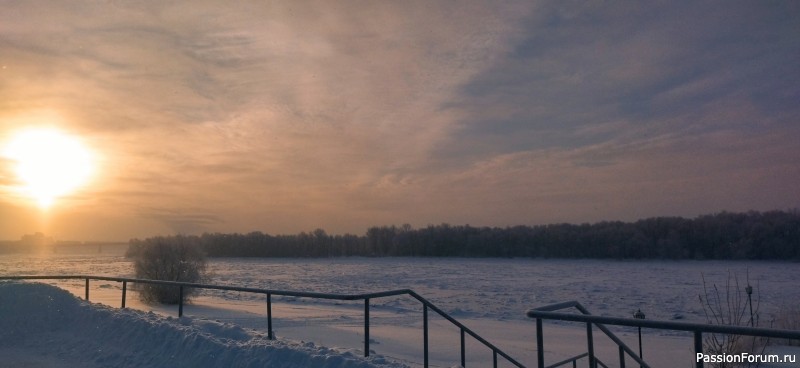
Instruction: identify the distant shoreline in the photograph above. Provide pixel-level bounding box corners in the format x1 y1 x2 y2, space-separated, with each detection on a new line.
0 241 128 255
125 210 800 261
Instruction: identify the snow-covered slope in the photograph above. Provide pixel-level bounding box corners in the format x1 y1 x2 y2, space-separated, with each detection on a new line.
0 282 407 368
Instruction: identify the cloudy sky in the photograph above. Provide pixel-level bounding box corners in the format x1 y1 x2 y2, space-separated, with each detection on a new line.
1 1 798 241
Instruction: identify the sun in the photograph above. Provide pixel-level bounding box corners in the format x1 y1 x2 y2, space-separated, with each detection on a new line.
2 128 95 209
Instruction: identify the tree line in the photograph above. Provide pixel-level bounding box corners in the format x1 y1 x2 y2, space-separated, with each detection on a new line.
126 210 800 260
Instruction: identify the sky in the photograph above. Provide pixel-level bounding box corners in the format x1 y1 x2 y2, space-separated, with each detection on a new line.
1 1 798 241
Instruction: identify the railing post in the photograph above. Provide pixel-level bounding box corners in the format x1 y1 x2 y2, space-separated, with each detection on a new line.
493 349 498 368
423 304 429 368
587 322 595 368
267 293 274 340
121 281 127 308
85 278 89 300
178 286 184 317
637 326 643 368
536 318 544 368
460 328 466 368
694 331 703 368
364 298 370 357
619 345 625 368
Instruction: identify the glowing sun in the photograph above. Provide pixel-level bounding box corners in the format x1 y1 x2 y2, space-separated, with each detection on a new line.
2 128 95 208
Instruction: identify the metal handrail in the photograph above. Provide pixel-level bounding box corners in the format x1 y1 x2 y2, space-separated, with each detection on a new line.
528 302 800 368
544 353 610 368
544 352 588 368
531 301 650 368
0 275 524 368
528 310 800 339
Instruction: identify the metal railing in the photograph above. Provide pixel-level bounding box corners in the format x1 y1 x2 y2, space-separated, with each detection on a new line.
529 301 649 368
528 301 800 368
0 275 524 368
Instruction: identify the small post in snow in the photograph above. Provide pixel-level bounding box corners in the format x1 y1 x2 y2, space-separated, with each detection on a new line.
267 293 274 340
121 281 127 308
178 286 184 317
364 298 370 357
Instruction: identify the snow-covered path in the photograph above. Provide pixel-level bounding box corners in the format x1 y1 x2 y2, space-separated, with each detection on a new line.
0 282 406 368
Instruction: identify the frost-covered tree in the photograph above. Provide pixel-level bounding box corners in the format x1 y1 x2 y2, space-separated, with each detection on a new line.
132 236 207 304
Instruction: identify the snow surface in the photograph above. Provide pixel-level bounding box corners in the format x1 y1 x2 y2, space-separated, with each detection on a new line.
0 282 406 368
2 248 799 367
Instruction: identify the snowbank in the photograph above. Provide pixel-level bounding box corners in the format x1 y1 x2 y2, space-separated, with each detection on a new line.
0 282 407 368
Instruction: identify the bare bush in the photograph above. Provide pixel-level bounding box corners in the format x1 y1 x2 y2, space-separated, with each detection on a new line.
699 270 765 368
132 236 207 304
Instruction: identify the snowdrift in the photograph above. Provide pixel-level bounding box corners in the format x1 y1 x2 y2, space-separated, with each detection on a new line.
0 282 406 368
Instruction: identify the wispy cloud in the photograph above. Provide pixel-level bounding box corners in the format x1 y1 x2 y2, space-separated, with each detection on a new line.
447 2 798 146
0 1 797 240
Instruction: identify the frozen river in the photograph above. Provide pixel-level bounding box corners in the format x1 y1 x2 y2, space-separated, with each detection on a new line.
2 247 799 367
3 247 798 322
